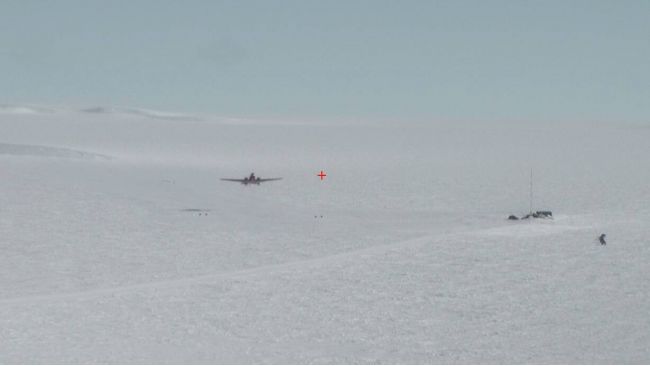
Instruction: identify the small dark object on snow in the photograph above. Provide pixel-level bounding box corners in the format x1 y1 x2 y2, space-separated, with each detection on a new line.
521 211 553 219
508 215 519 220
599 233 606 245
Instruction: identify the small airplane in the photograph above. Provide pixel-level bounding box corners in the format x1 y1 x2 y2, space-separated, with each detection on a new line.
220 172 282 185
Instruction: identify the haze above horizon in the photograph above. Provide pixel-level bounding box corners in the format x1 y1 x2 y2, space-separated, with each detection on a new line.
1 0 649 122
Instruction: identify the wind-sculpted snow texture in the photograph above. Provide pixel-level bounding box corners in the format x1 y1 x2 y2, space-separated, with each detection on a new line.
0 107 649 363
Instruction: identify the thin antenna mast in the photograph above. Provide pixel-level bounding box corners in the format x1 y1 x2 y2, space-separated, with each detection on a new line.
529 168 533 214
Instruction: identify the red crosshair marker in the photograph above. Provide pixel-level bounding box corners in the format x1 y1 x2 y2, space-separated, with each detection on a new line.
317 170 327 180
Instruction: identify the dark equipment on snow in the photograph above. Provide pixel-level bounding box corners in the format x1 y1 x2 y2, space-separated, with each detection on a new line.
521 211 553 219
510 170 554 221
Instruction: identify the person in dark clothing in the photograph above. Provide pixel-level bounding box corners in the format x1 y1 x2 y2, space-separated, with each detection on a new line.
599 233 607 245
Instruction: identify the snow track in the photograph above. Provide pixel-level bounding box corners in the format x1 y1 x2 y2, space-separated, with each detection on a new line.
0 220 593 307
0 233 440 306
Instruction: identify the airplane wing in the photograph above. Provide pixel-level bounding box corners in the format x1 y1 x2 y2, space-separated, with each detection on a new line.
220 178 246 183
257 178 283 182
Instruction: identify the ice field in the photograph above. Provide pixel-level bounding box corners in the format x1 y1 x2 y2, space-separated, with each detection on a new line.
1 105 649 363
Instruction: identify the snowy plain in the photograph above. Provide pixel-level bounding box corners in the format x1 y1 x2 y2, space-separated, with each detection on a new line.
0 105 649 363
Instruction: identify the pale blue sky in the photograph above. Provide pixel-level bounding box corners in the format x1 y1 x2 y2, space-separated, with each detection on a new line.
1 0 648 121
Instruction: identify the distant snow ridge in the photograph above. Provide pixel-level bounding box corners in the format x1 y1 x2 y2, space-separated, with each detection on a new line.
0 143 111 160
78 106 116 114
1 104 201 121
80 106 201 121
0 104 54 114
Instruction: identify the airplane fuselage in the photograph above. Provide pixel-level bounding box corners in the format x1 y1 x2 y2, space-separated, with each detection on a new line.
241 177 262 185
220 172 282 185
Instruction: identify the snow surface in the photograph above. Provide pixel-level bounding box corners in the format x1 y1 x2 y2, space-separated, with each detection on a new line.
1 106 649 363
